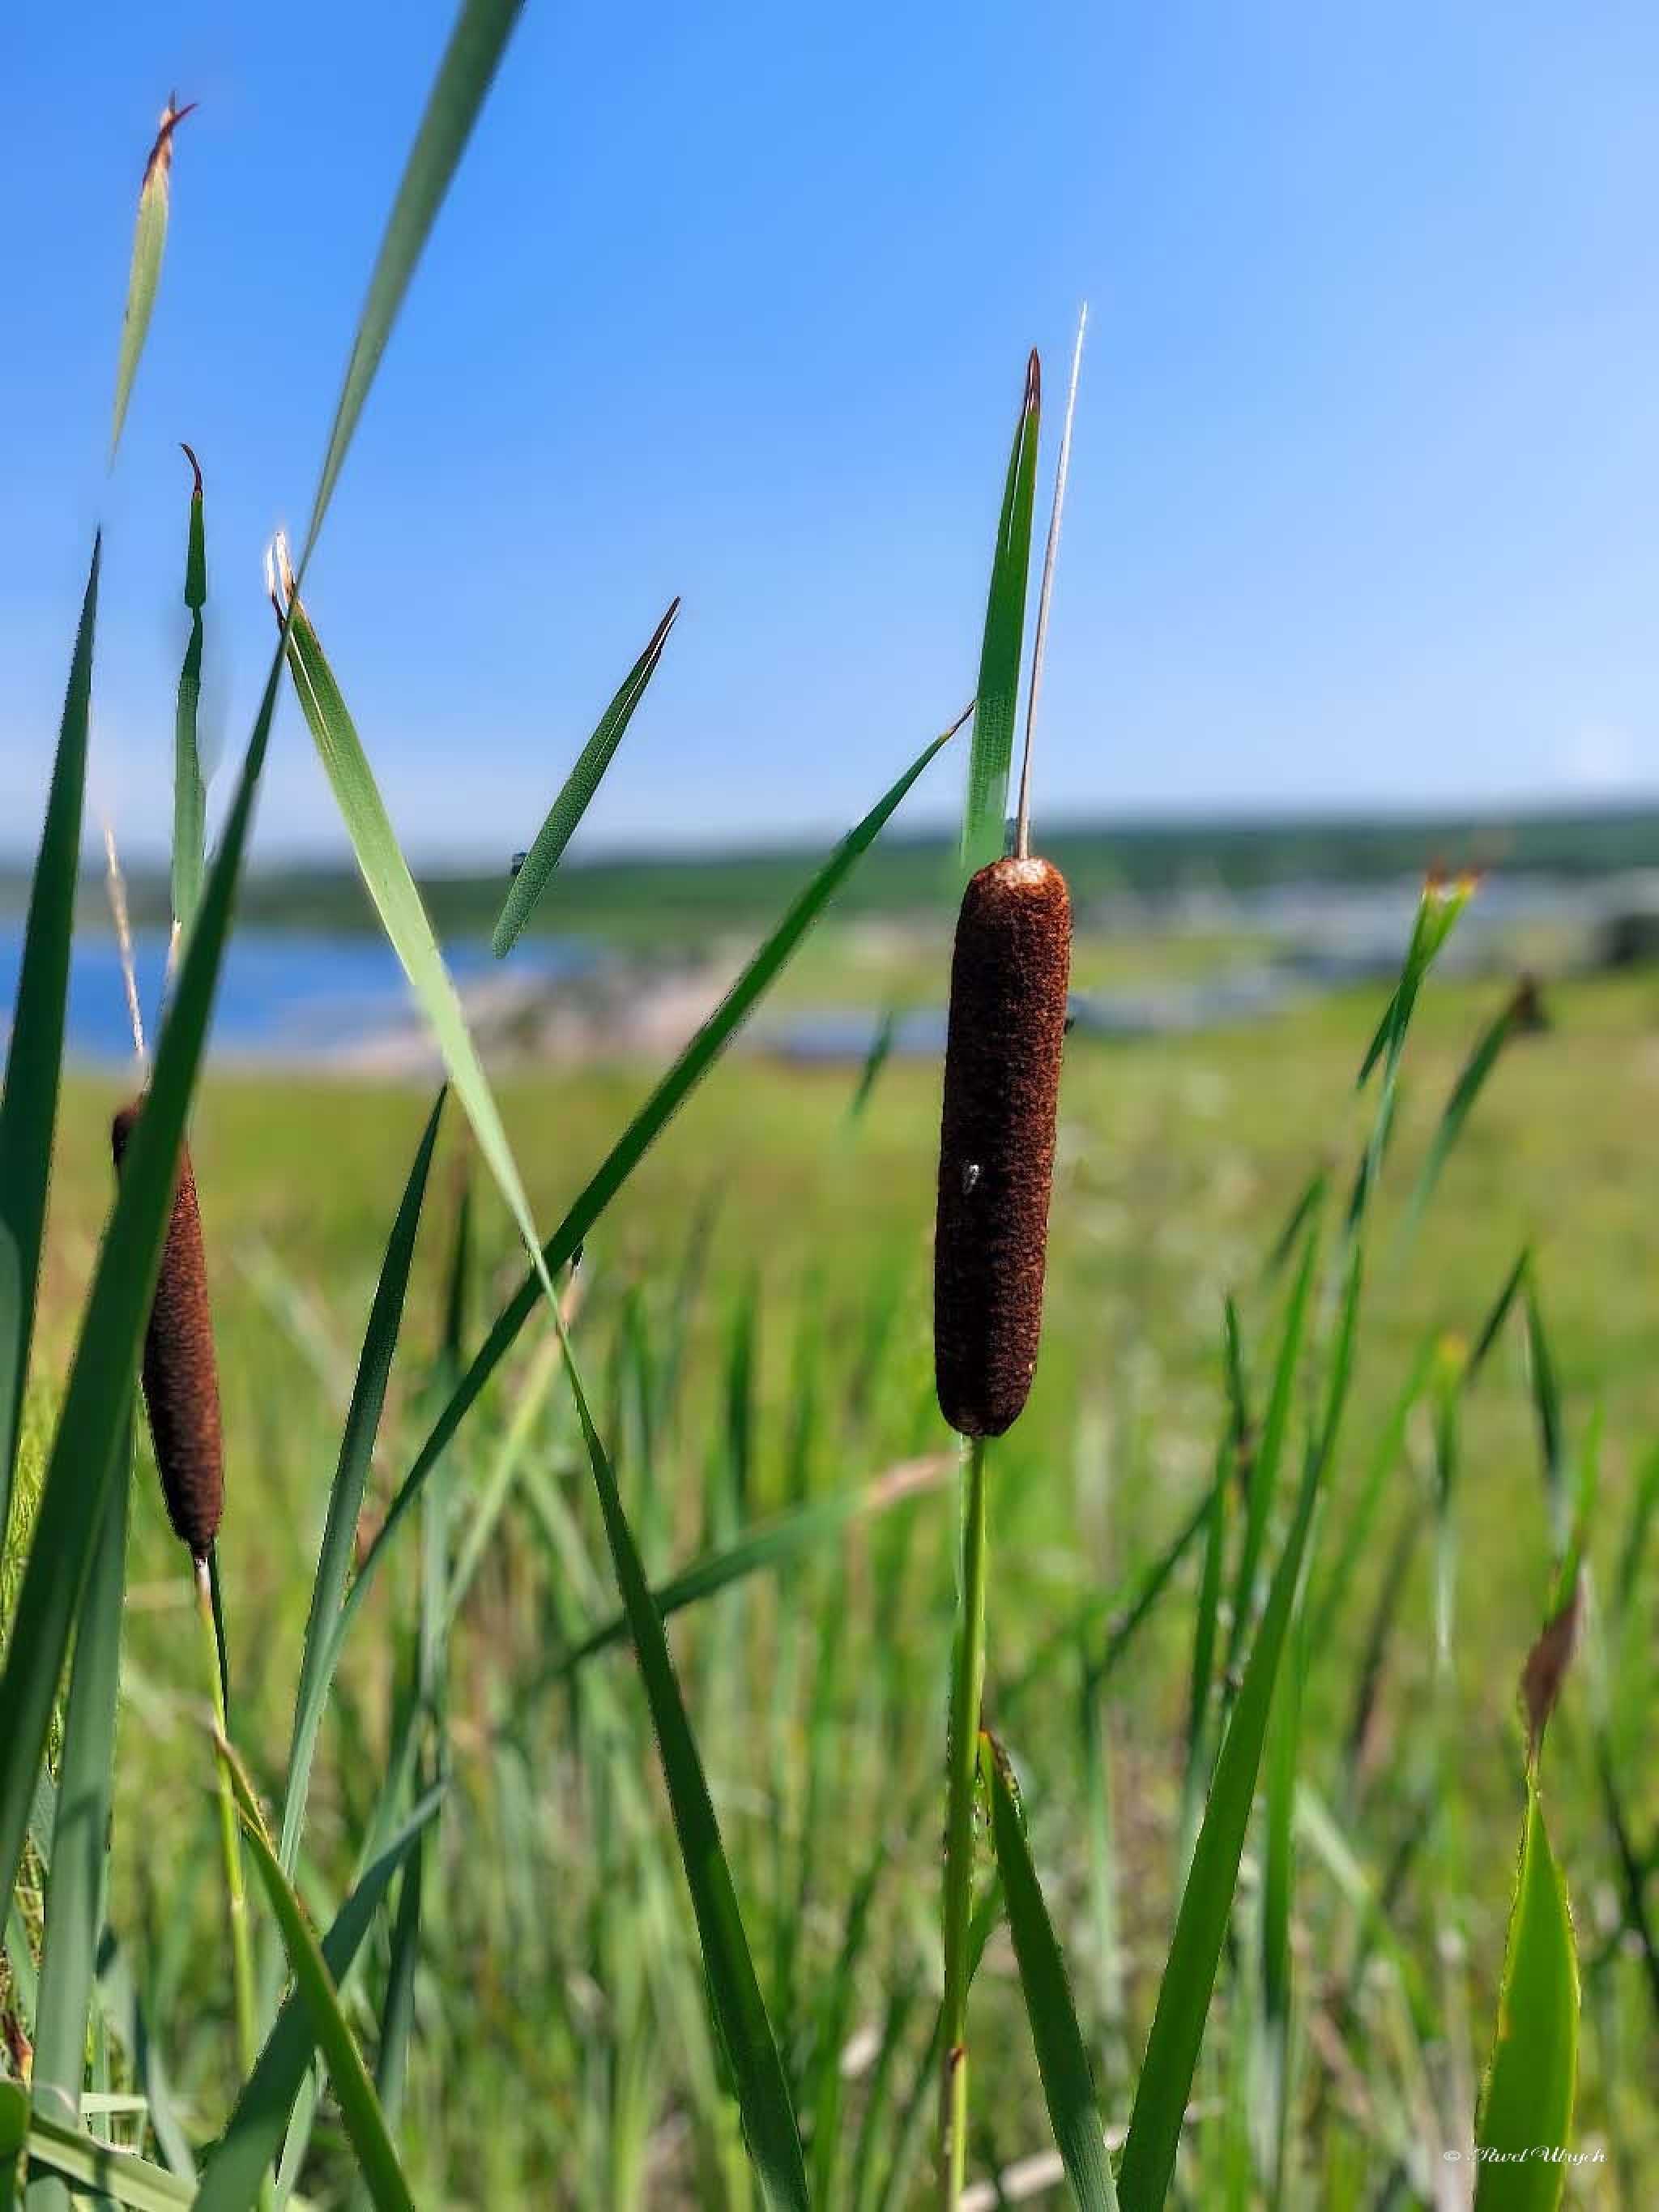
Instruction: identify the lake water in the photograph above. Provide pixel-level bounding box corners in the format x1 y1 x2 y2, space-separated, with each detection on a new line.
0 924 594 1064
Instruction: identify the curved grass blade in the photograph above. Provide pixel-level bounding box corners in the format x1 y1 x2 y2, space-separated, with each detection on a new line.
91 1930 194 2183
194 1791 440 2212
0 643 283 1912
0 539 99 1523
1472 1782 1579 2210
1468 1249 1530 1382
1003 1475 1218 1713
985 1736 1118 2210
1116 1374 1340 2207
1405 985 1524 1232
527 1452 950 1686
557 1321 808 2210
172 446 209 938
321 710 967 1701
305 0 527 550
110 99 193 462
493 599 680 958
20 2116 189 2212
1221 1221 1319 1686
847 1006 897 1123
219 1748 413 2212
279 1089 446 1877
274 566 551 1305
962 352 1040 875
28 1421 132 2204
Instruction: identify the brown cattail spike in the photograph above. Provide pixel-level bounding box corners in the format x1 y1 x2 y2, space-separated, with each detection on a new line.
934 856 1072 1437
112 1100 224 1560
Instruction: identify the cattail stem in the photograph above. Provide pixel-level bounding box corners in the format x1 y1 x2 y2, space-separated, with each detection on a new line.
197 1557 260 2129
938 1432 990 2209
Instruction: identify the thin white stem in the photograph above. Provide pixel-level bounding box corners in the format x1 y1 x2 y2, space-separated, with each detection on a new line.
1014 303 1087 861
101 814 148 1072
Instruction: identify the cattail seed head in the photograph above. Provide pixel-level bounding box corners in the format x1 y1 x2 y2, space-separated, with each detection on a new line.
934 856 1071 1437
111 1099 224 1560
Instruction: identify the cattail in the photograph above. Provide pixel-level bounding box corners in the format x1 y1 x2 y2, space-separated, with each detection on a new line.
111 1099 224 1560
933 855 1071 1437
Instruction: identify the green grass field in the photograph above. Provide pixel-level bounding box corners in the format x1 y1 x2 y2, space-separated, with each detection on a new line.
5 17 1655 2204
9 954 1654 2203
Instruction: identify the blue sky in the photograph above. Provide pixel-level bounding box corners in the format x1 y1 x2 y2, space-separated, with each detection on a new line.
6 2 1659 863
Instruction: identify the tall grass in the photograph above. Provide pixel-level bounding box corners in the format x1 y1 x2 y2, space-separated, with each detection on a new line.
1 7 1653 2210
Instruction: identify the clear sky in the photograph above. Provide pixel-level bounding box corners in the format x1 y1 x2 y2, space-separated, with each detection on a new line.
6 2 1659 865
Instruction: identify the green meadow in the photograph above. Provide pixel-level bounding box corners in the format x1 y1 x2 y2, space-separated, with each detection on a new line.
3 6 1654 2206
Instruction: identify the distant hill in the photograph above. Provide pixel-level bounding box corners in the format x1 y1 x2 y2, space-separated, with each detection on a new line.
5 803 1656 948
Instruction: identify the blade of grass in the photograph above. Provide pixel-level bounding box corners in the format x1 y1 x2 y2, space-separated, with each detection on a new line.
20 2116 190 2212
1472 1781 1579 2210
962 352 1041 875
109 99 193 461
557 1317 808 2210
27 1422 131 2201
1467 1249 1530 1381
1524 1273 1569 1552
847 1007 898 1122
0 539 99 1522
493 598 680 957
171 446 209 940
529 1453 950 1686
322 710 969 1702
1117 1342 1346 2209
1404 988 1522 1232
1222 1223 1319 1688
279 1090 446 1877
0 2082 21 2212
219 1748 413 2212
305 0 527 549
985 1735 1119 2210
0 642 284 1911
194 1791 441 2212
273 566 552 1305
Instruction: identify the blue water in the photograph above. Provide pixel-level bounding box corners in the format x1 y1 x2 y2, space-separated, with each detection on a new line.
0 924 595 1064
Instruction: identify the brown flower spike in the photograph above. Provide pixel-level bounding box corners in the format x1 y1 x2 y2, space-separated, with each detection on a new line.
112 1099 224 1559
934 856 1072 1437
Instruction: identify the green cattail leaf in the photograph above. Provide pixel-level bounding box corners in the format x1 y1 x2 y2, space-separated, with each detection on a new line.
985 1737 1119 2210
305 0 527 552
1116 1263 1339 2212
279 1089 446 1878
194 1791 441 2212
962 353 1041 876
110 101 192 463
0 538 98 1527
493 599 680 958
220 1750 413 2212
557 1326 808 2210
0 2080 22 2210
0 609 283 1920
172 448 208 938
1473 1782 1580 2210
277 579 553 1311
27 1422 132 2207
319 712 963 1702
19 2116 189 2212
